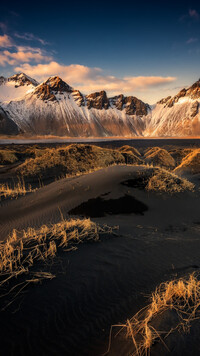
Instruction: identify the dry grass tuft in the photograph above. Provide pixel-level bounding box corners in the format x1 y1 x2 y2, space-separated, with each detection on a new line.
146 168 194 193
0 217 113 310
111 274 200 356
0 149 18 165
174 148 200 175
0 179 34 199
0 218 112 278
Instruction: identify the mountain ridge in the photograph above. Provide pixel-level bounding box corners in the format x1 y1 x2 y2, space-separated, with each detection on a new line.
0 73 199 137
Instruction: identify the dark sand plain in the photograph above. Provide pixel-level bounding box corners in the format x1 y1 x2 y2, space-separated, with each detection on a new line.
0 139 200 356
1 137 200 150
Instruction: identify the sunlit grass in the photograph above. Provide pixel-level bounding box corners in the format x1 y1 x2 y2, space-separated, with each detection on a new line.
109 274 200 356
0 217 113 277
0 149 18 165
0 179 34 199
146 168 194 193
174 148 200 175
0 217 114 309
16 144 141 177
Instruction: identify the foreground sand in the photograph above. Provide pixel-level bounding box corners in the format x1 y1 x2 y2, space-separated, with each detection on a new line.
0 161 200 355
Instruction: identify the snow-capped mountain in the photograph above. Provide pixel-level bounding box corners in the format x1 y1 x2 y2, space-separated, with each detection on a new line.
0 73 39 135
144 80 200 137
0 73 38 102
0 73 200 137
0 75 149 136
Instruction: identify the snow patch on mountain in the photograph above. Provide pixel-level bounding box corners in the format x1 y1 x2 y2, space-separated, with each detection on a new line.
0 73 38 102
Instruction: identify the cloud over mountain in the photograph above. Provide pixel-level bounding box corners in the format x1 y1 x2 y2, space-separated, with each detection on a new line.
15 61 176 95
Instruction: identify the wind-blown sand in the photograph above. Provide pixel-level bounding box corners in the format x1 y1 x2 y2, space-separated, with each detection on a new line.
0 163 200 355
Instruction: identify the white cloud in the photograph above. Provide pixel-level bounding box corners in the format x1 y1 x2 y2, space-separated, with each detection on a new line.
0 34 13 48
0 34 176 100
15 61 176 95
0 32 52 66
14 32 49 45
0 49 52 66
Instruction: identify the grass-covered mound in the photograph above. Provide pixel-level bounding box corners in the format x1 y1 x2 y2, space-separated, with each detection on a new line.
0 149 18 165
146 168 194 193
118 145 141 157
122 167 194 194
174 148 200 175
169 148 193 166
118 145 142 164
16 144 141 179
144 147 175 170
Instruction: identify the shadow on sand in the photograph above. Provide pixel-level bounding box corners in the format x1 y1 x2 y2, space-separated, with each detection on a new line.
69 194 148 218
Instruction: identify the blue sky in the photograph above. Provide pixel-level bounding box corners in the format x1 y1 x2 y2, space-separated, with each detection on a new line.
0 0 200 103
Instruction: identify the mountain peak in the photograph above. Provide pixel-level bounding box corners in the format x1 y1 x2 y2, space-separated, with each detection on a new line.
158 78 200 108
1 73 200 137
8 73 39 87
110 94 149 115
189 78 200 92
34 83 57 102
44 76 73 92
86 90 110 110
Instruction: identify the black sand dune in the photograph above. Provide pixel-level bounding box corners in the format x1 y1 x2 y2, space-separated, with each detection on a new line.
0 165 150 239
1 218 200 356
0 165 199 240
0 157 200 355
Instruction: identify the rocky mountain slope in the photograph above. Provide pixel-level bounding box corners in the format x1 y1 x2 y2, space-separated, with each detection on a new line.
144 80 200 137
0 73 199 137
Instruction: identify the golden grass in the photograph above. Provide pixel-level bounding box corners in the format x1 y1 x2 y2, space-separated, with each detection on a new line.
174 148 200 175
15 144 141 178
146 168 194 193
1 145 196 198
0 149 18 165
110 274 200 356
169 148 193 166
0 179 34 199
144 147 175 170
0 217 114 310
0 218 112 278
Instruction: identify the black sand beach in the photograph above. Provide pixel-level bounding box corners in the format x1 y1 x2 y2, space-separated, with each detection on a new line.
0 141 200 355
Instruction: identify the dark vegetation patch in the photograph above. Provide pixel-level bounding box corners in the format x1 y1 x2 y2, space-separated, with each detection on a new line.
120 169 155 190
0 150 18 165
69 194 148 218
121 177 149 190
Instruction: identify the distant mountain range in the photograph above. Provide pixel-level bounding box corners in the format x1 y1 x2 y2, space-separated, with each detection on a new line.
0 73 200 137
